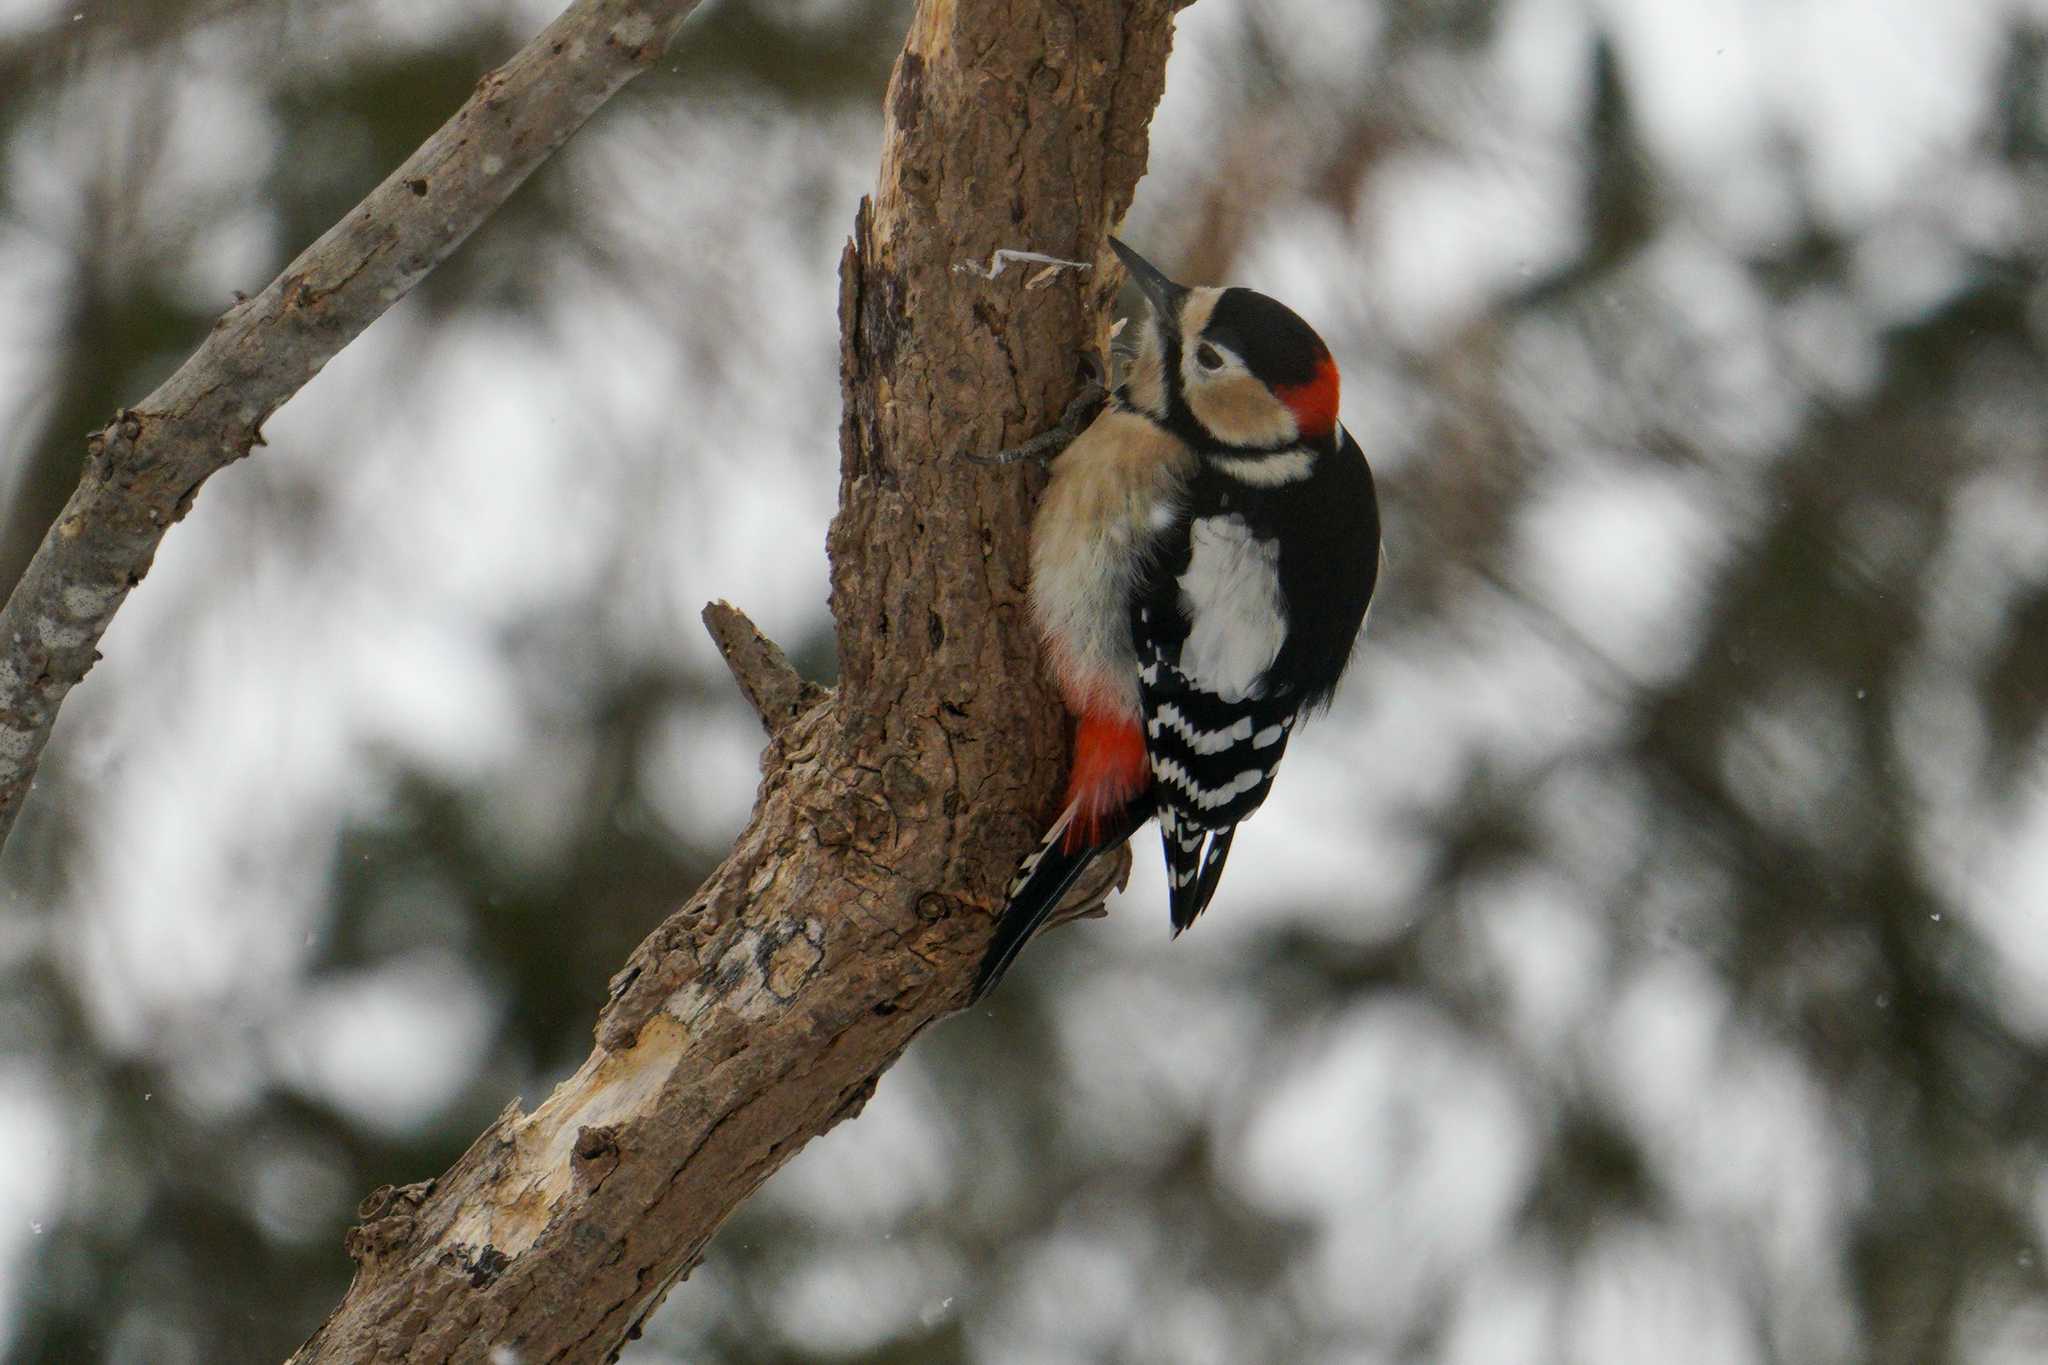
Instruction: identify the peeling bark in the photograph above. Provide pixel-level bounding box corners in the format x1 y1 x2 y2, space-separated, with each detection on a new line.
288 1 1183 1361
0 0 707 850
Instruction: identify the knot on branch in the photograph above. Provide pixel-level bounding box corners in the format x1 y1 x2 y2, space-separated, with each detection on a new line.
345 1179 437 1264
572 1124 622 1190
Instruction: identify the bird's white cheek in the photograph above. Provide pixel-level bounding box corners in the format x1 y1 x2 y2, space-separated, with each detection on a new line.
1184 373 1299 448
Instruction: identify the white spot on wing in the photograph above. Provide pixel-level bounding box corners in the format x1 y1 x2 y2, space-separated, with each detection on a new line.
1153 758 1266 810
1153 704 1254 755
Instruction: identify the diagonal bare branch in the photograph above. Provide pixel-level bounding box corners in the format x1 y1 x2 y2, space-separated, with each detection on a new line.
0 0 706 851
286 1 1184 1357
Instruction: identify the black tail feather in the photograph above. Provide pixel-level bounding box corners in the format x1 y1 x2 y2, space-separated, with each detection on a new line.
971 830 1098 1003
971 801 1145 1002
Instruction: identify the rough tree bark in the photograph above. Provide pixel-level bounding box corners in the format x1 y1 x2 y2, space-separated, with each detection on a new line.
0 0 706 851
285 2 1184 1362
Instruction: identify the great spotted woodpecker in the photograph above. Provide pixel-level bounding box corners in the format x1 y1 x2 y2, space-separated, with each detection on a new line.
971 239 1381 1000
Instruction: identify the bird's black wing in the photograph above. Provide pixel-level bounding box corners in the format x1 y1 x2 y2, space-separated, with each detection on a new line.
1130 586 1298 932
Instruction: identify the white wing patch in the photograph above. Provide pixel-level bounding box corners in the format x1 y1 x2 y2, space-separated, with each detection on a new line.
1177 515 1285 702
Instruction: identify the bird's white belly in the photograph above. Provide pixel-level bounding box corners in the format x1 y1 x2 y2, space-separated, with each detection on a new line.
1029 410 1195 720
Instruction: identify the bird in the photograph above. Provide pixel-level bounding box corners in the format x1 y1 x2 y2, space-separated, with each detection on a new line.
970 237 1381 1001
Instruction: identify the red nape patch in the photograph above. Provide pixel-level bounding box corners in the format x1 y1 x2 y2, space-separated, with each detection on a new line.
1276 352 1340 441
1061 711 1150 851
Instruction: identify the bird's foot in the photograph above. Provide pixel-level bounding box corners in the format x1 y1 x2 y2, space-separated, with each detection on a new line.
960 352 1108 467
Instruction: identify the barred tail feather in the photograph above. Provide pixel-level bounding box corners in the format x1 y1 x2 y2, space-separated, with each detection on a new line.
1162 808 1238 933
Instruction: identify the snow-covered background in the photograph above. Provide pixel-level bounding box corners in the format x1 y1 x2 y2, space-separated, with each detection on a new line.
5 0 2048 1360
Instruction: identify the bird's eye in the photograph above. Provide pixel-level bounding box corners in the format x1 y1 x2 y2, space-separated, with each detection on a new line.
1195 343 1224 371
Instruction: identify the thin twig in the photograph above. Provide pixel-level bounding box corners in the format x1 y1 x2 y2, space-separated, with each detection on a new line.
0 0 706 852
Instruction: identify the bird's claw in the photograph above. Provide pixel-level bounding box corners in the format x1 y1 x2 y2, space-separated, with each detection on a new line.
960 355 1108 467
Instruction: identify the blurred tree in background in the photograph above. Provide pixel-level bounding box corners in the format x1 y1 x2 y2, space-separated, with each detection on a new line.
5 0 2048 1362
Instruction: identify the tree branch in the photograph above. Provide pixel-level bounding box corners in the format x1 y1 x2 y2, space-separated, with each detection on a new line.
288 1 1183 1358
0 0 706 852
700 600 824 738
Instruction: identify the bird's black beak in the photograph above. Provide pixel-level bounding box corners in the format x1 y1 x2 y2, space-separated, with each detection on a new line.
1109 237 1188 322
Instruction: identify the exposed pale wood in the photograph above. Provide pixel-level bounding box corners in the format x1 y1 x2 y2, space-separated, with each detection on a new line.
289 1 1184 1360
